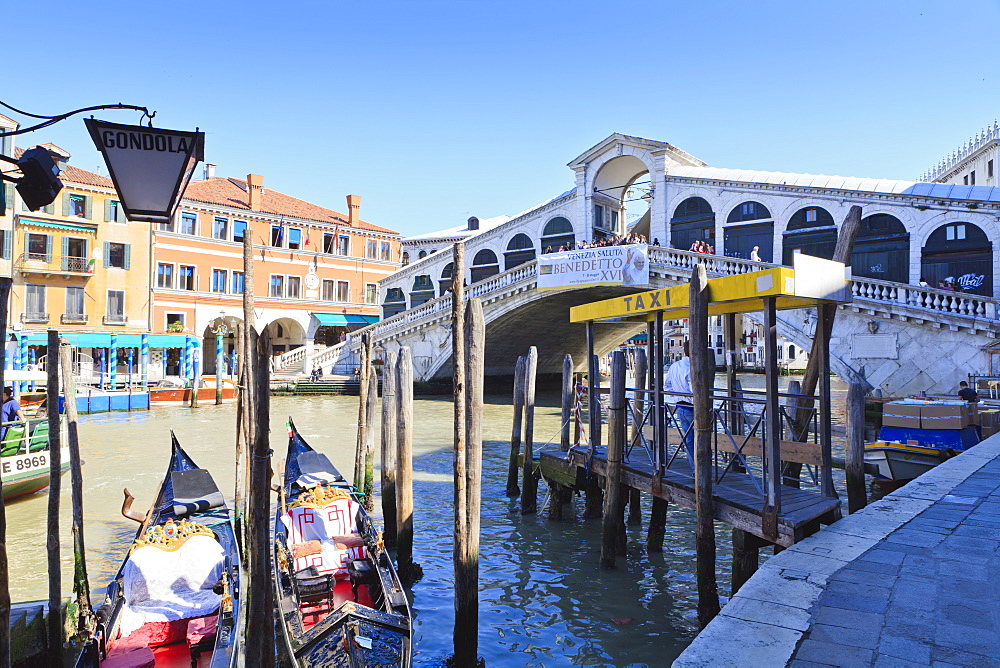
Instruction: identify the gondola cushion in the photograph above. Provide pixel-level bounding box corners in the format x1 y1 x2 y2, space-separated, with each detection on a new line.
171 469 225 518
102 646 155 668
282 499 365 578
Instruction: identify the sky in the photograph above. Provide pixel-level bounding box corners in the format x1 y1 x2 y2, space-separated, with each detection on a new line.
6 0 1000 237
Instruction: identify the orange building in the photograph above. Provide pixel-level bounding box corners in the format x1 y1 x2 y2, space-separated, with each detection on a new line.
152 169 401 375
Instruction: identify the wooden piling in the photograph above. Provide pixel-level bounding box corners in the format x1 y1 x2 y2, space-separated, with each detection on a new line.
560 354 573 451
731 529 764 596
646 494 668 552
245 328 274 667
546 483 565 521
239 233 256 548
627 488 641 526
690 264 720 626
0 277 11 668
60 343 91 639
395 347 422 583
452 242 467 567
783 380 803 488
520 346 538 514
354 332 372 491
453 298 484 665
45 330 62 664
363 369 378 510
234 322 247 546
845 382 868 514
380 350 398 547
505 356 526 497
600 351 627 569
584 474 604 519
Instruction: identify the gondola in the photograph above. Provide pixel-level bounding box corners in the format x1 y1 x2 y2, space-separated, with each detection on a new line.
78 433 241 667
273 418 411 667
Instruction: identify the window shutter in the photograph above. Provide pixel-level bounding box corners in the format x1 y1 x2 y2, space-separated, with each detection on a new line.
104 199 112 222
61 237 69 270
45 234 52 261
117 205 127 224
2 184 11 216
23 232 30 258
103 241 111 267
84 196 93 220
44 203 54 215
2 231 9 260
62 193 71 216
123 244 131 270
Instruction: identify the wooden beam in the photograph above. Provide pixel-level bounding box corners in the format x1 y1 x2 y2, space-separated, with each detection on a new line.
600 351 626 569
505 356 525 497
380 351 398 547
45 330 62 665
521 347 539 514
846 382 868 514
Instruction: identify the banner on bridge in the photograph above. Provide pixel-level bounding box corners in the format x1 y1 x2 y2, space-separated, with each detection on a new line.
537 244 649 291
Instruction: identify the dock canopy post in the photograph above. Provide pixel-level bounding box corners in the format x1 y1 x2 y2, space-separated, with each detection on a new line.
761 296 781 541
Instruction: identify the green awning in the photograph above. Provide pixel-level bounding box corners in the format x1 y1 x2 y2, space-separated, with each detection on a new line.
311 313 379 327
20 218 98 233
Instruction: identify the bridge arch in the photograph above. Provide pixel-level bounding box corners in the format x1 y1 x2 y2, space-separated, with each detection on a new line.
541 216 575 251
504 233 536 270
471 249 500 282
782 206 836 264
851 213 909 284
591 155 650 240
920 222 993 295
724 200 773 261
670 196 715 252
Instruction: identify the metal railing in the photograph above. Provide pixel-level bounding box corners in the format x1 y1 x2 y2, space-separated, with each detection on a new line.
20 312 48 323
102 314 128 325
17 253 92 274
60 313 87 324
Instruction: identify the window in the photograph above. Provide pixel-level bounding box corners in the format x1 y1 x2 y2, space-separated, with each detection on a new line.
157 219 174 233
271 225 283 247
25 284 45 317
212 269 227 293
380 241 391 261
366 239 378 259
179 265 195 290
964 175 969 185
322 279 335 301
401 252 410 266
166 313 185 331
65 286 84 315
789 345 796 360
234 220 247 243
288 228 301 250
106 290 125 320
213 217 228 240
418 250 427 259
945 224 967 241
232 271 245 294
365 283 377 304
104 242 130 269
989 160 995 179
180 212 197 235
157 263 174 288
27 233 50 261
805 208 818 223
611 209 619 231
287 276 301 298
69 194 87 217
337 280 350 302
323 233 336 254
107 200 124 223
970 170 976 185
0 230 9 260
337 235 349 256
594 205 604 228
269 275 284 298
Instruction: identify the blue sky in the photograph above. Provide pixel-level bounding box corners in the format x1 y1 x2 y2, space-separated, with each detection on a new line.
6 0 1000 236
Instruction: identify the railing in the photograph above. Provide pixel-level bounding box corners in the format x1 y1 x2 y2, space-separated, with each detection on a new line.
60 313 87 324
851 276 996 319
17 253 93 274
102 314 128 325
21 312 48 323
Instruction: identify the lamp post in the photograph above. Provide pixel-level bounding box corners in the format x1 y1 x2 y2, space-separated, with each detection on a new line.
214 316 229 405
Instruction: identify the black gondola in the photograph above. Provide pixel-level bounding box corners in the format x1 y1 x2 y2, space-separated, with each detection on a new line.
273 418 411 667
78 433 241 667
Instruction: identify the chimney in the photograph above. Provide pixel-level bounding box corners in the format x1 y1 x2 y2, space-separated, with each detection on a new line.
346 195 361 226
467 216 479 231
204 163 216 180
247 174 264 211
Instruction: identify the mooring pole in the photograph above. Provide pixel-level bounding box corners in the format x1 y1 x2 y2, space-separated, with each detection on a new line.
354 332 372 491
600 351 626 569
451 241 467 615
363 369 378 510
845 381 868 514
521 346 539 514
731 529 765 595
817 302 836 499
45 330 62 664
395 347 421 583
380 350 398 547
505 356 526 497
762 295 782 543
0 277 11 668
690 264 720 627
60 343 91 639
560 353 573 451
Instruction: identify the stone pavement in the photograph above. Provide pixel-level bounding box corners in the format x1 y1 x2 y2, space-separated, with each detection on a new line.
674 433 1000 667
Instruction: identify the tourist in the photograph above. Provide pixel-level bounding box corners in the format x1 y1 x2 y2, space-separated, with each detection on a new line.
958 381 979 403
652 238 660 246
663 342 694 468
918 277 929 288
1 388 24 440
750 246 761 262
690 241 700 253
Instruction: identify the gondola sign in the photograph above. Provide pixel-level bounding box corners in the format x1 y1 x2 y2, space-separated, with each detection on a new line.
85 118 204 225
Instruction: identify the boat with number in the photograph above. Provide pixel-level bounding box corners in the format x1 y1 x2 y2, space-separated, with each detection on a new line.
148 378 238 406
78 434 241 667
273 418 411 667
1 418 69 500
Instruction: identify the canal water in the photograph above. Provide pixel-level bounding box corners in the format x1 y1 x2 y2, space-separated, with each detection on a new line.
6 374 849 666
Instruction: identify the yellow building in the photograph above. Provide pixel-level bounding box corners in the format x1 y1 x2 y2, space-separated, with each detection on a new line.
10 144 152 349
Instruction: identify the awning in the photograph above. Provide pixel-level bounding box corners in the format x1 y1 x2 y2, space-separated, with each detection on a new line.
311 313 379 327
19 218 98 233
9 332 197 348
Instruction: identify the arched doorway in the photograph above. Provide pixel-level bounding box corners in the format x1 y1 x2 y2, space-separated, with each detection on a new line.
782 206 836 264
265 318 305 362
921 222 993 295
439 262 454 296
592 155 649 240
504 233 536 270
471 249 500 282
725 201 773 261
409 275 435 307
671 197 715 251
382 287 406 318
851 214 909 284
541 217 575 252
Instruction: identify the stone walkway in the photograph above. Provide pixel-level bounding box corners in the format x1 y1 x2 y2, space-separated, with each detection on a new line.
675 433 1000 667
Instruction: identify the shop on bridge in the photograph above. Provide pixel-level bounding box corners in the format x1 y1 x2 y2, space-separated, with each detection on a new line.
724 201 773 262
920 222 993 296
670 197 715 252
782 206 837 265
850 214 910 284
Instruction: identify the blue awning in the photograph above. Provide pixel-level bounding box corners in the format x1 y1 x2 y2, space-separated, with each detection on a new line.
311 313 378 327
9 332 197 348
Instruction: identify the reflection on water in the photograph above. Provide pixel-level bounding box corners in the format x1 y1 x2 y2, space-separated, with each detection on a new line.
7 374 849 666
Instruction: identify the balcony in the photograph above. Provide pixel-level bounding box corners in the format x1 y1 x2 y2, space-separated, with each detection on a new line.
61 313 88 325
21 312 49 323
16 253 93 276
102 314 128 326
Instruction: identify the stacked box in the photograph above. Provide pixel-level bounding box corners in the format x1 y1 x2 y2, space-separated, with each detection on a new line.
882 401 972 430
882 402 922 429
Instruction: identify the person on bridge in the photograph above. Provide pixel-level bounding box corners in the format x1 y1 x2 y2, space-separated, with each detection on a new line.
958 381 979 403
663 341 695 468
750 246 761 262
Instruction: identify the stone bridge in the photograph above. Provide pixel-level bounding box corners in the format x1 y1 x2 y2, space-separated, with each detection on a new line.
278 248 1000 396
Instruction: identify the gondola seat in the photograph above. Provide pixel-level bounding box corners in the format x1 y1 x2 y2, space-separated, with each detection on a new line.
187 614 218 660
282 490 366 579
101 646 155 668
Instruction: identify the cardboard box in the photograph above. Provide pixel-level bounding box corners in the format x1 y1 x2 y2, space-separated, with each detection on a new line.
883 402 922 429
920 404 970 430
980 409 1000 437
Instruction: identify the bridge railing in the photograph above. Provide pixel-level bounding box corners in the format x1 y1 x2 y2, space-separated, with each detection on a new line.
851 276 997 320
647 246 768 276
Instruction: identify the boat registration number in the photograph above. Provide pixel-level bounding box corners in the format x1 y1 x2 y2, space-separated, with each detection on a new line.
2 453 46 474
